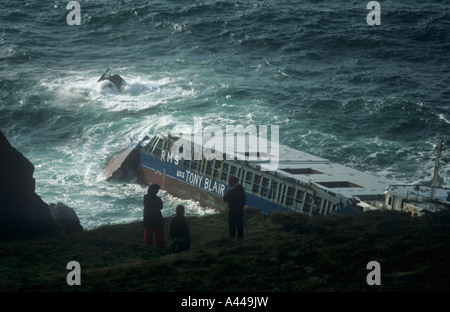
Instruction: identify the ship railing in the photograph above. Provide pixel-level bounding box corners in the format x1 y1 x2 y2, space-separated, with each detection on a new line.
142 134 338 215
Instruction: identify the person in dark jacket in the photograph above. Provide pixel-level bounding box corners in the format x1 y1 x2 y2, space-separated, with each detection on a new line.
143 184 164 248
223 176 246 239
169 205 191 252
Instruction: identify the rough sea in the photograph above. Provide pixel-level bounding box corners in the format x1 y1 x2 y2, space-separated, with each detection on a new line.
1 0 449 229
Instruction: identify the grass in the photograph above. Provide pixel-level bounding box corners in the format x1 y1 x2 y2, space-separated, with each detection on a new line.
1 208 449 292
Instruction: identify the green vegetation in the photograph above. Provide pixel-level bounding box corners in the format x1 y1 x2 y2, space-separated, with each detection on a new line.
1 209 449 292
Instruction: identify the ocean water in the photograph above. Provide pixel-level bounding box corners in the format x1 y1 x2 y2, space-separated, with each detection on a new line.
1 0 449 229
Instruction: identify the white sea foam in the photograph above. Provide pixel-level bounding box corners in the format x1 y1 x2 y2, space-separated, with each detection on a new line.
41 70 195 112
438 114 450 125
34 70 211 229
8 0 447 230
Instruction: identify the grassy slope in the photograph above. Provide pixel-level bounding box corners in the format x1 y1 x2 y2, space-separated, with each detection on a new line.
1 208 449 292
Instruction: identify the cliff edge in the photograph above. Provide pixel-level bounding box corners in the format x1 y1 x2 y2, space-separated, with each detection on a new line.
0 132 81 239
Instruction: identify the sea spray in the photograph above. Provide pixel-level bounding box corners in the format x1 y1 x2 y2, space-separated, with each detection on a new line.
1 0 448 229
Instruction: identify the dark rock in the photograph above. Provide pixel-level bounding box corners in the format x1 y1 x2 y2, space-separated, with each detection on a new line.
0 132 35 204
0 131 61 240
49 202 83 234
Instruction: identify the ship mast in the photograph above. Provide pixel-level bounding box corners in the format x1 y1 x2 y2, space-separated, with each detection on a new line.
431 140 443 198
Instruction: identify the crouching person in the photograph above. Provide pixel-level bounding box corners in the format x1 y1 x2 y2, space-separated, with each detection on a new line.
169 205 191 253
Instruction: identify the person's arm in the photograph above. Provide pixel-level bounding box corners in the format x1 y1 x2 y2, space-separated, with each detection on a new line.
223 187 233 203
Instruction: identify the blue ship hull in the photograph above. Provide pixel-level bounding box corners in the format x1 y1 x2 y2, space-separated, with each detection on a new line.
138 150 289 213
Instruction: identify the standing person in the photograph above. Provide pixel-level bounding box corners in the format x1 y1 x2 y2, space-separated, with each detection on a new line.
223 176 246 239
143 184 164 249
169 205 191 252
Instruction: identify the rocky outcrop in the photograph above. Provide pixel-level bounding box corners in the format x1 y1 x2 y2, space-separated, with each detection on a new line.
49 202 83 234
0 131 61 240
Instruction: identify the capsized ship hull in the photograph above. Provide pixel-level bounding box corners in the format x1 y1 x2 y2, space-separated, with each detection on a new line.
129 133 391 215
105 134 449 216
137 149 288 213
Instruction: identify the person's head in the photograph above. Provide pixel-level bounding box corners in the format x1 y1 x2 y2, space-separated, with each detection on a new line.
176 205 185 216
147 184 160 196
228 176 238 187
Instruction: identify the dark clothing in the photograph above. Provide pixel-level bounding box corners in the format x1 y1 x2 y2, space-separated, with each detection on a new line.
143 194 163 228
224 184 246 213
223 184 246 238
143 194 164 248
228 213 244 238
169 215 191 252
169 215 190 241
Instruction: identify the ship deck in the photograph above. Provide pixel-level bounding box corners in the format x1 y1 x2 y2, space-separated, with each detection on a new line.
169 132 391 201
272 144 390 200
